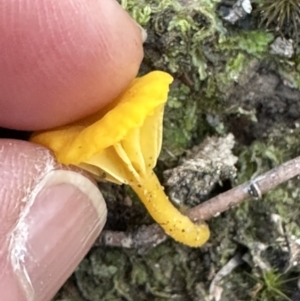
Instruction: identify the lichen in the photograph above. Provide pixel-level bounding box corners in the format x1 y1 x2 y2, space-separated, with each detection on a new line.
277 53 300 89
163 134 237 207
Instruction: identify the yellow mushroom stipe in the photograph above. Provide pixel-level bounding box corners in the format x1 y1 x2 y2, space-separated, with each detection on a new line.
132 172 210 247
31 71 210 247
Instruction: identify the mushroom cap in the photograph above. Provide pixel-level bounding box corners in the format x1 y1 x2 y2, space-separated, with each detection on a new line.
31 71 173 167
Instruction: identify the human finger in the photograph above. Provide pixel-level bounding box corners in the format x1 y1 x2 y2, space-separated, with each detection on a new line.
0 139 107 301
0 0 144 130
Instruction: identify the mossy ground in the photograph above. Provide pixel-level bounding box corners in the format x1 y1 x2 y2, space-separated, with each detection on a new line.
54 0 300 300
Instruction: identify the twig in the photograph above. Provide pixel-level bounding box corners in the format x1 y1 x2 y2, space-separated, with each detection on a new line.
98 156 300 249
188 155 300 221
209 252 244 301
96 224 167 253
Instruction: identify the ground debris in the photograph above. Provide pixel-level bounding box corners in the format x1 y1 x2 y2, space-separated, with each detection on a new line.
270 37 294 58
96 224 167 254
164 134 238 206
222 0 252 24
209 253 244 301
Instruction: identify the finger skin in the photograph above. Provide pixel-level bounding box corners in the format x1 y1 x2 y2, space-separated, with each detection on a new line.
0 0 143 130
0 139 107 301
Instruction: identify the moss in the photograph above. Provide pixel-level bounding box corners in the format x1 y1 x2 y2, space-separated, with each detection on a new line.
120 0 153 26
277 54 300 89
216 31 274 91
217 31 274 56
120 1 277 163
122 0 224 76
71 243 210 301
160 80 208 161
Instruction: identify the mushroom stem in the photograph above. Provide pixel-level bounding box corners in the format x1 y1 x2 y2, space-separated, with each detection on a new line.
131 171 210 247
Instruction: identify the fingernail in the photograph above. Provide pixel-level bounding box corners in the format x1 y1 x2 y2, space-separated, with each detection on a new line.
9 170 107 301
133 20 148 43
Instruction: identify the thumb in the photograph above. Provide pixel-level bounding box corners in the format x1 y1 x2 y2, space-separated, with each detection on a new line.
0 0 144 130
0 139 107 301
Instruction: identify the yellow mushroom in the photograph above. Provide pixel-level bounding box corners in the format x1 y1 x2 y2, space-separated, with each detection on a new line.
30 71 210 247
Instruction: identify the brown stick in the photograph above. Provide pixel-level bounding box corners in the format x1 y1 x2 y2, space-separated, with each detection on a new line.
188 155 300 221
